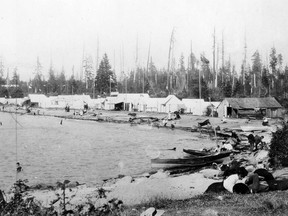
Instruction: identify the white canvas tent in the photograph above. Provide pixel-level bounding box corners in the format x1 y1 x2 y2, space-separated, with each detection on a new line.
49 95 92 109
146 95 186 113
182 99 206 115
28 94 50 108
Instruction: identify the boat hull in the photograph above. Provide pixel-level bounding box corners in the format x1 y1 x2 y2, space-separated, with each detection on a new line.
151 151 232 169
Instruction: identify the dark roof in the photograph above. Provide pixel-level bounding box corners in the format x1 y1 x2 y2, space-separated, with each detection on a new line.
223 97 282 109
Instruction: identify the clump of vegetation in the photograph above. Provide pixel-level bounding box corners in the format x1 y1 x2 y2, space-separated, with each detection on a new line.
0 178 124 215
0 179 57 215
269 122 288 167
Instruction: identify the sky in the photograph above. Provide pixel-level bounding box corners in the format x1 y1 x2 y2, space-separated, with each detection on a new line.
0 0 288 81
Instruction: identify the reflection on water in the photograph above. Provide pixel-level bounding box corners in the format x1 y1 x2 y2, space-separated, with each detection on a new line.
0 112 215 190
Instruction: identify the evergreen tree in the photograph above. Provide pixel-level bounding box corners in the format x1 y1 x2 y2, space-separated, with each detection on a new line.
57 68 66 94
95 54 117 95
10 67 20 85
269 47 278 96
262 66 270 96
48 64 58 94
32 57 44 93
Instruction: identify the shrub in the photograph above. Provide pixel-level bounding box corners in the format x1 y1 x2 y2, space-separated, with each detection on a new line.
269 123 288 167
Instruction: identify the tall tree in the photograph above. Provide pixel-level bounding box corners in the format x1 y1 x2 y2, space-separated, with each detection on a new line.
10 67 20 85
251 50 262 96
83 55 94 93
57 67 66 94
262 66 270 96
269 47 278 96
47 63 58 94
95 54 117 95
32 57 44 93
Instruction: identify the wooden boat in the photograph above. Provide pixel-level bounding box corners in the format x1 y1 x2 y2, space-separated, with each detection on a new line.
240 125 268 132
151 151 232 169
182 149 210 156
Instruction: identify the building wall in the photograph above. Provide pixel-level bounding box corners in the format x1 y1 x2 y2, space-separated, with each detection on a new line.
217 100 230 118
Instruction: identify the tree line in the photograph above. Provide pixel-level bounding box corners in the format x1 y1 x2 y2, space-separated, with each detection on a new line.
0 47 288 107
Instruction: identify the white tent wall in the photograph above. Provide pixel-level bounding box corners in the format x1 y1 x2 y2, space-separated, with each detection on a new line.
116 93 150 112
146 98 161 112
182 99 205 115
89 98 105 109
0 97 7 104
6 98 24 106
162 95 186 113
104 97 117 110
48 95 92 109
28 94 51 108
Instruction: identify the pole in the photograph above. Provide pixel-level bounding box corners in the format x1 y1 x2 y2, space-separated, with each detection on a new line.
198 62 201 99
109 75 111 96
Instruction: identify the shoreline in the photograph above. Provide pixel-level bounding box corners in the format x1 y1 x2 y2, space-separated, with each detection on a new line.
1 105 284 214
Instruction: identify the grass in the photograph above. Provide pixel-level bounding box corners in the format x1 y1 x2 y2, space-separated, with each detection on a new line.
120 191 288 216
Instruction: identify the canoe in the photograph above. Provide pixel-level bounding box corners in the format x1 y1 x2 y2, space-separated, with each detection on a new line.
151 151 233 169
182 149 210 156
240 126 268 132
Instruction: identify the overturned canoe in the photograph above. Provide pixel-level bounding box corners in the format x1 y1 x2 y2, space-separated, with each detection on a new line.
151 151 233 169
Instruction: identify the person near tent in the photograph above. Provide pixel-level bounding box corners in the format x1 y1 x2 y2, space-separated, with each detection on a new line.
167 111 172 120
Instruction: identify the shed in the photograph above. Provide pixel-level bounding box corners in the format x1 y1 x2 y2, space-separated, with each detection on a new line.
217 97 282 118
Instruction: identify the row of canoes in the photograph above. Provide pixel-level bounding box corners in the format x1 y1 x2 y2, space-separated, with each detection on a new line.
151 149 233 169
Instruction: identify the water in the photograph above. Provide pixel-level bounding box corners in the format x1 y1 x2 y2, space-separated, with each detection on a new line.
0 112 215 190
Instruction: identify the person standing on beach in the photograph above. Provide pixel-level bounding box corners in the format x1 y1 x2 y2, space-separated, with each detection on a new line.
16 162 22 173
16 162 24 181
254 135 264 151
248 133 255 151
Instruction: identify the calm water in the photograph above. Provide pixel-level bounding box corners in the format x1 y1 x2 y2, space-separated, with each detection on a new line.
0 112 215 190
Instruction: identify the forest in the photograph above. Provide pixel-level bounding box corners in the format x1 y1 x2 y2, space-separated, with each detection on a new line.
0 46 288 108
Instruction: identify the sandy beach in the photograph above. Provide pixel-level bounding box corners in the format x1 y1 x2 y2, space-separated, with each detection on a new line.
1 106 284 214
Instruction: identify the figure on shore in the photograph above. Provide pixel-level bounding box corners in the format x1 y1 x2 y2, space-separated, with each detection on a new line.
65 104 70 112
60 119 63 125
262 117 269 126
247 133 255 151
84 101 88 111
167 111 172 120
174 111 181 120
254 135 264 151
16 162 23 173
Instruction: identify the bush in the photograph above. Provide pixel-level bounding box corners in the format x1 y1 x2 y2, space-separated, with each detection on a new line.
269 123 288 167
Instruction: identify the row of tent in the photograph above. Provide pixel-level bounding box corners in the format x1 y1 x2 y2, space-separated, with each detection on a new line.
0 93 218 115
0 93 283 118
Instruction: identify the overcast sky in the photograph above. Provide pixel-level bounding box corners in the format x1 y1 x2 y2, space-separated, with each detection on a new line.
0 0 288 81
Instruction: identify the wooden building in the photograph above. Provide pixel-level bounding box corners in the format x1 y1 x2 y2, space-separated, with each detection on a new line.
217 97 282 118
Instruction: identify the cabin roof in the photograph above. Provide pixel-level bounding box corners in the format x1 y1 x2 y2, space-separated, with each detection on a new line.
222 97 282 109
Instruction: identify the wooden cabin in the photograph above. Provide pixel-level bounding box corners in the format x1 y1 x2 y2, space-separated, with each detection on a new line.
217 97 282 118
